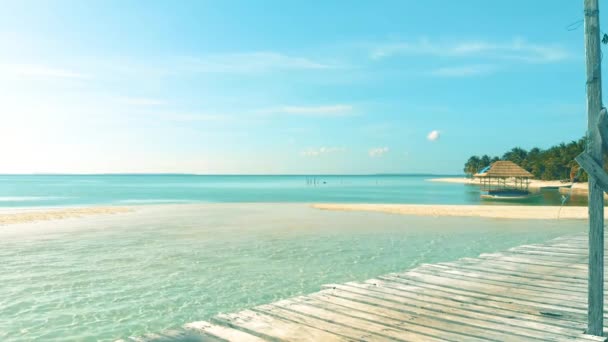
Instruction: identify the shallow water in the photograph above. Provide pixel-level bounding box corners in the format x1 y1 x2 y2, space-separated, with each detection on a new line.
0 174 586 207
0 204 585 341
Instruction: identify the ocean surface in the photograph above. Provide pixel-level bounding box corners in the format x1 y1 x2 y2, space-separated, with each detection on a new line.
0 174 587 207
0 204 585 341
0 175 587 340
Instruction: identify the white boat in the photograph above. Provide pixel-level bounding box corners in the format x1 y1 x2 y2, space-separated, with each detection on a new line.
480 191 542 201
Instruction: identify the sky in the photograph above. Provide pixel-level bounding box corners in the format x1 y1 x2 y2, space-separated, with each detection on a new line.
0 0 602 174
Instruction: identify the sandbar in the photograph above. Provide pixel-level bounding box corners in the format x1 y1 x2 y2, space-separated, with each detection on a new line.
0 207 133 225
312 203 593 220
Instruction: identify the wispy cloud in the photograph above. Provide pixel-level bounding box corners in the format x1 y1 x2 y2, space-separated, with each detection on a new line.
369 147 389 157
120 97 167 106
301 146 345 157
0 63 90 80
181 52 333 73
259 104 354 117
430 64 496 77
370 38 571 64
152 112 232 122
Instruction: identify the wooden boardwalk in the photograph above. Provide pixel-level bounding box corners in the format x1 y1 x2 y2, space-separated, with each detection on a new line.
125 234 608 341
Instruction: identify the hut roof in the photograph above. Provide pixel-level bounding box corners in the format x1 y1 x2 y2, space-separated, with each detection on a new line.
474 160 533 178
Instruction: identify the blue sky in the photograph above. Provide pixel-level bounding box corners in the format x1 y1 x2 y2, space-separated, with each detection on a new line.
0 0 599 174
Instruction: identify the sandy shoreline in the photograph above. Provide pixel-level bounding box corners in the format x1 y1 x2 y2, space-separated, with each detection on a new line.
312 203 593 220
0 207 133 225
428 177 580 189
0 202 594 226
428 177 592 196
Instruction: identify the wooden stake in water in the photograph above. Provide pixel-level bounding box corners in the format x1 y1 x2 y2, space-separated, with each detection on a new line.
583 0 604 336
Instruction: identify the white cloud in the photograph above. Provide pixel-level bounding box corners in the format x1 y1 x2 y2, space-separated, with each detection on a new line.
369 147 389 157
430 64 496 77
301 146 345 157
182 52 332 73
0 63 90 79
370 38 570 64
269 104 353 117
427 130 440 141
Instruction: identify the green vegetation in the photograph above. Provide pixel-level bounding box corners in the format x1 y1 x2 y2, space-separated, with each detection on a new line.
464 138 588 181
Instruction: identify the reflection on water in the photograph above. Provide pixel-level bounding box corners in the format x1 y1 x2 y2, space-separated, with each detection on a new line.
0 204 585 341
463 184 589 206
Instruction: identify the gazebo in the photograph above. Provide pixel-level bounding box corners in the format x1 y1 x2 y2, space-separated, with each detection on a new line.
474 160 535 200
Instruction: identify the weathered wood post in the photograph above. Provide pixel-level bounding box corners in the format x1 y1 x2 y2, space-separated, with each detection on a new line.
584 0 604 336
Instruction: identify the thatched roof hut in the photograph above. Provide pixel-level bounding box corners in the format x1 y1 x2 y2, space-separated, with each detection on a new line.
474 160 533 179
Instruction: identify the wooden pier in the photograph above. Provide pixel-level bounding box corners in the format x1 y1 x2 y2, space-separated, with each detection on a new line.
121 233 608 341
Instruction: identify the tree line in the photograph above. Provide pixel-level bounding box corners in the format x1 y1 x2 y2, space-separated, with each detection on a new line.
463 138 588 181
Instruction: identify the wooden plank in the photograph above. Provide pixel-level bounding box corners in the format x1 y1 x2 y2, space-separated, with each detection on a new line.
254 301 398 342
515 244 589 254
269 298 444 341
444 258 588 282
382 272 588 315
343 282 584 337
545 244 589 252
479 253 589 271
511 245 589 257
445 261 608 302
327 283 582 340
372 276 588 327
403 270 587 308
421 263 588 295
307 291 498 342
481 251 588 264
427 264 608 302
184 321 266 342
502 248 589 261
576 152 608 193
450 258 588 285
455 259 588 280
214 309 347 341
367 277 588 327
476 256 588 276
503 251 588 263
408 268 586 305
382 272 608 322
583 0 606 334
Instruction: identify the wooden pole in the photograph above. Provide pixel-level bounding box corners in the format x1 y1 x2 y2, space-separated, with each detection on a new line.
584 0 604 336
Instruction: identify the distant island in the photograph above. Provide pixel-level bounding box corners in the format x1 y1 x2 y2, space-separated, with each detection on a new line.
464 137 589 181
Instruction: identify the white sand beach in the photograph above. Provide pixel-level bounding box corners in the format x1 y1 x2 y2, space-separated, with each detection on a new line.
0 207 133 225
0 203 593 227
313 203 593 220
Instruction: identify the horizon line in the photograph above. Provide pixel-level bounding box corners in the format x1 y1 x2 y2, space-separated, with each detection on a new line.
0 172 464 177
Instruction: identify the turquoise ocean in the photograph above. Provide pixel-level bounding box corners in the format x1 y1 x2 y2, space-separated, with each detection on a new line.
0 174 586 207
0 175 587 341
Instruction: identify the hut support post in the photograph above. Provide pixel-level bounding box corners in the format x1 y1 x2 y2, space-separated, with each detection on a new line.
584 0 604 336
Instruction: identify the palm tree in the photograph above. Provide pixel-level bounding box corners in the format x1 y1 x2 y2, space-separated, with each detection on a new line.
464 156 481 176
502 147 528 165
463 136 594 181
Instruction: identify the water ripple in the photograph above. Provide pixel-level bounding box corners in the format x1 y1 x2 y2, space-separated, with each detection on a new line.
0 204 585 341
